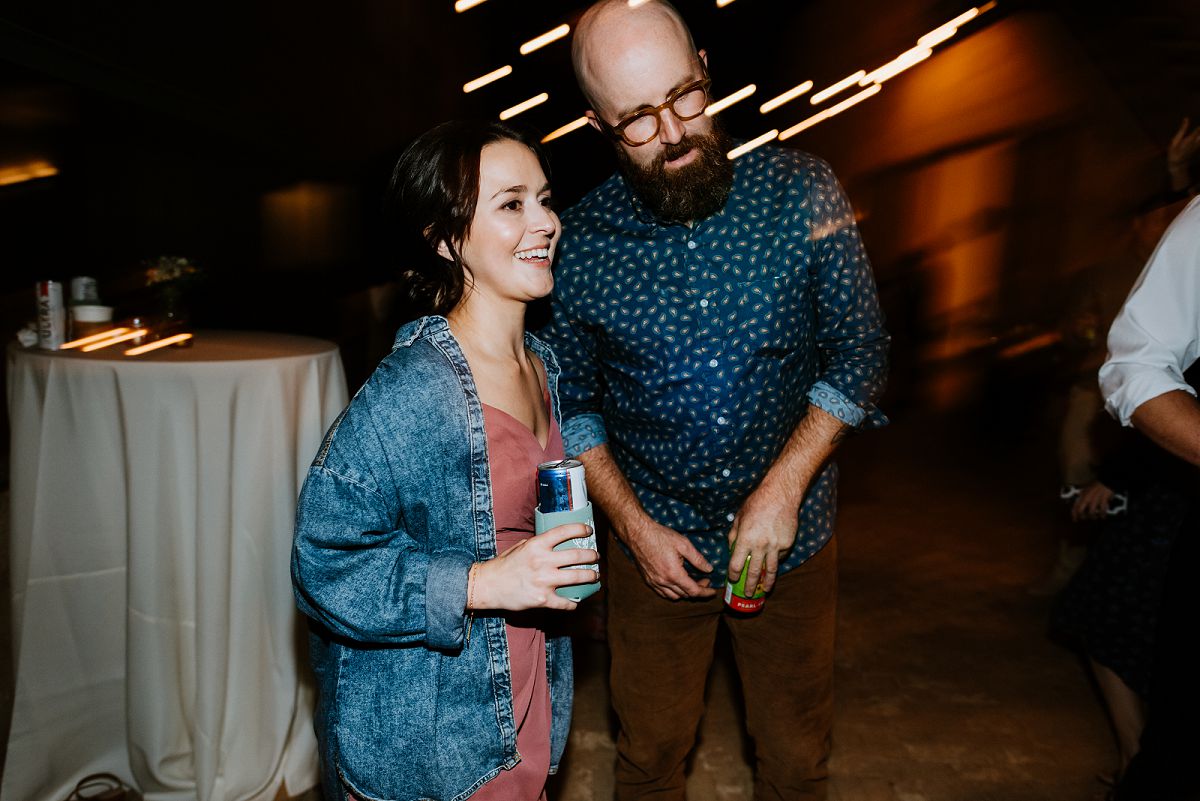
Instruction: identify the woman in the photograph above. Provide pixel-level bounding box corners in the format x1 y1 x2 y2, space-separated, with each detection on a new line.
292 120 598 801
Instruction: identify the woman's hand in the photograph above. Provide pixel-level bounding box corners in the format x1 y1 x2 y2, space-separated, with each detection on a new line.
468 523 599 612
1071 481 1115 522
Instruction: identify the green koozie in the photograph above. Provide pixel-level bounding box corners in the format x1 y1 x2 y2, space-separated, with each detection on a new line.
534 503 601 602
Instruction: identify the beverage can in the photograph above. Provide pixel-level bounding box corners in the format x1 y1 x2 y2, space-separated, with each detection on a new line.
536 459 588 513
69 276 99 305
724 550 766 613
535 459 600 600
35 280 66 350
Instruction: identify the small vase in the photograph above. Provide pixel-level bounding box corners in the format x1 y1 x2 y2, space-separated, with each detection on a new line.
157 281 189 327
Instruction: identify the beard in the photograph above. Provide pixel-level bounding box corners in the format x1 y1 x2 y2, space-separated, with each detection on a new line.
615 122 735 225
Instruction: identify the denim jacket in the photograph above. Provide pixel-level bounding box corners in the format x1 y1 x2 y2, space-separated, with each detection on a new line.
292 316 573 801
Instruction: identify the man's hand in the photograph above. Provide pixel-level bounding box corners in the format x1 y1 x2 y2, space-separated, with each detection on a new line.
618 516 717 600
726 482 802 595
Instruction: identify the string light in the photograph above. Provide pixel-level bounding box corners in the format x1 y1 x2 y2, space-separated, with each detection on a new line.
859 46 932 86
542 116 590 142
759 81 814 114
810 71 867 105
499 93 549 120
80 329 150 352
727 130 779 160
60 327 131 350
779 84 881 140
520 24 570 55
705 84 756 116
454 0 487 12
918 7 981 47
125 333 194 356
463 65 513 93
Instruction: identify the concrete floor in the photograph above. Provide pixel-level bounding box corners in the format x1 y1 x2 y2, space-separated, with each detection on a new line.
546 408 1114 801
0 406 1116 800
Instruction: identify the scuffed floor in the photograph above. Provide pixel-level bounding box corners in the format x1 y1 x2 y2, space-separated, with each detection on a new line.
551 407 1113 801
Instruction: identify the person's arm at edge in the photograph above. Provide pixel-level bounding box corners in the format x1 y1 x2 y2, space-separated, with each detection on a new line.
1130 390 1200 467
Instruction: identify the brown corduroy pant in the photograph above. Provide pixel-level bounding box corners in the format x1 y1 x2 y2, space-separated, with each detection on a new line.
606 534 838 801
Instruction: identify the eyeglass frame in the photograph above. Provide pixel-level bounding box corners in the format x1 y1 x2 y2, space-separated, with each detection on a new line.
595 69 713 147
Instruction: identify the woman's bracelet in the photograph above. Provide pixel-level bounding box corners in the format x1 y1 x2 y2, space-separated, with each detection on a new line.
467 562 479 611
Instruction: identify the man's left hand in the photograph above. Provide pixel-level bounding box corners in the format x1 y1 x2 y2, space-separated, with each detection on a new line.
726 483 803 595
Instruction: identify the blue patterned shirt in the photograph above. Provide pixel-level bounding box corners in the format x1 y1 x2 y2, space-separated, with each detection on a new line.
540 145 888 575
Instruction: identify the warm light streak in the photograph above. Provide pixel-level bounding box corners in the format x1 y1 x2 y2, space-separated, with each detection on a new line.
998 331 1061 360
520 24 570 55
60 327 131 350
860 46 933 86
125 332 194 356
758 80 814 113
0 160 59 187
81 329 149 352
810 71 867 105
779 84 881 140
542 116 590 142
716 0 737 6
463 65 513 93
727 130 779 160
454 0 487 12
499 92 549 120
705 84 756 116
917 7 980 47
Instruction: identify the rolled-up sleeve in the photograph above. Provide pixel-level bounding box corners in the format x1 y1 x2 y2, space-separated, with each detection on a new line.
1100 198 1200 426
807 160 890 428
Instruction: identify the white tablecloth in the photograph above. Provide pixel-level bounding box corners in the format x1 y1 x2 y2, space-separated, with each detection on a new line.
3 331 348 801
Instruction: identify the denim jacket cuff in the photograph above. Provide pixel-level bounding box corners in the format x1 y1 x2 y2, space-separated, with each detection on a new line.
425 549 474 650
561 412 608 457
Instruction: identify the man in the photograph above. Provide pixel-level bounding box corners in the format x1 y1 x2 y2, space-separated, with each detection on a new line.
1099 195 1200 801
540 2 889 798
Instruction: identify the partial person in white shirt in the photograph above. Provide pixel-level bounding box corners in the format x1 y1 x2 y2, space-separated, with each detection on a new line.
1101 194 1200 447
1097 193 1200 801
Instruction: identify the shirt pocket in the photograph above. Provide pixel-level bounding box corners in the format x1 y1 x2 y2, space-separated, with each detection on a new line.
728 275 811 357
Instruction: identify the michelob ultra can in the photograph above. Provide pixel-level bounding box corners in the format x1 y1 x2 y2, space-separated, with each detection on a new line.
534 459 600 602
724 550 766 613
36 280 65 350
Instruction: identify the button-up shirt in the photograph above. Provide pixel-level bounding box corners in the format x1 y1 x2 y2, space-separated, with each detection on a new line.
540 145 888 575
1101 195 1200 425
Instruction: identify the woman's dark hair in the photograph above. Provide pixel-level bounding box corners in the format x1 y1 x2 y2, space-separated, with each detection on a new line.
387 120 552 317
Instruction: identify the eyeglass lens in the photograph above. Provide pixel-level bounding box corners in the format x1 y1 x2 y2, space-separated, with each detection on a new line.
621 85 708 144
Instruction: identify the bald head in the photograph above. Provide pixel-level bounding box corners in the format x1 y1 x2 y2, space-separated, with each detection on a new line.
572 0 699 115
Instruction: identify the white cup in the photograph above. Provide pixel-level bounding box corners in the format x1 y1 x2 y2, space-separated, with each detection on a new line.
70 305 114 340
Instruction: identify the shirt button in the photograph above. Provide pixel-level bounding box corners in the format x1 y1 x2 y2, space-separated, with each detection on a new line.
717 416 727 425
687 240 698 250
708 359 718 368
699 298 709 308
722 468 731 477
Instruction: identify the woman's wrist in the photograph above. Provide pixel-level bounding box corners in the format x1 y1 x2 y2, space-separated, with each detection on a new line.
466 562 481 611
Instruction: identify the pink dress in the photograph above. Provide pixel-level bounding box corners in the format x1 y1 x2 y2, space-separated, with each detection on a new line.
471 390 563 800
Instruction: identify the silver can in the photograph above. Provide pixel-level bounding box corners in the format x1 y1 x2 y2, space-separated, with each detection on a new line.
536 459 588 513
69 276 100 305
36 280 66 350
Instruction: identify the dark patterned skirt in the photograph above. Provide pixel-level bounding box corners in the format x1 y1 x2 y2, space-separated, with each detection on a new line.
1052 484 1187 697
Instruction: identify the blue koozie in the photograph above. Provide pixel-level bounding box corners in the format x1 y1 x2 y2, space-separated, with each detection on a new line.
534 503 601 602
